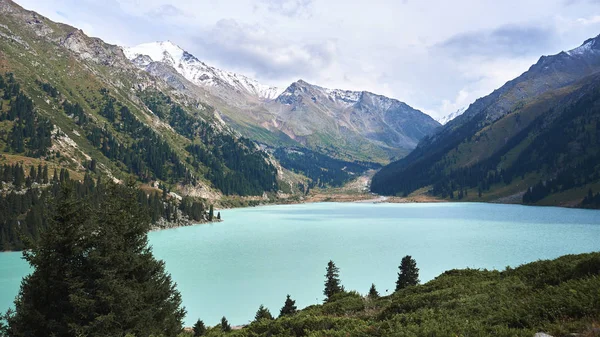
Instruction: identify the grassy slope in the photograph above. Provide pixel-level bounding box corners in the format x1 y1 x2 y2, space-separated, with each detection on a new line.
181 253 600 337
0 3 269 197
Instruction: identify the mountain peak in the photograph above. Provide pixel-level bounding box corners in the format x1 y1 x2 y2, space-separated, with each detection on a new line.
566 34 600 56
123 41 282 100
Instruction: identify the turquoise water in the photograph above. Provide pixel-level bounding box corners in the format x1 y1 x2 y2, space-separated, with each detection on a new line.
1 202 600 326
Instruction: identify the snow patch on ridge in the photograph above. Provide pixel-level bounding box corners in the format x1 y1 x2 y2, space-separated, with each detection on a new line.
123 41 282 100
437 107 466 125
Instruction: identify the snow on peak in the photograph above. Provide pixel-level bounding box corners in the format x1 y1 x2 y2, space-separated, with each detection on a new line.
123 41 183 67
566 36 600 57
123 41 282 100
279 79 404 111
437 107 466 125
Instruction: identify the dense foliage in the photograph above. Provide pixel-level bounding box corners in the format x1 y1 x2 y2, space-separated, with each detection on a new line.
0 162 212 251
5 182 185 337
184 253 600 337
254 305 274 322
396 255 420 291
274 147 379 188
0 74 53 157
139 90 278 196
279 295 298 318
323 260 344 301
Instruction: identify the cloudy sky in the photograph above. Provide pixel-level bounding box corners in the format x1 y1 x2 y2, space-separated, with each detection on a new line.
16 0 600 119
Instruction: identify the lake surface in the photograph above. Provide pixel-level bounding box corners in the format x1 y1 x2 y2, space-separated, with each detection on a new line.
1 202 600 326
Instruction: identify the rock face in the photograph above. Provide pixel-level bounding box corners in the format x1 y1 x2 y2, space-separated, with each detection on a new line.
272 79 440 150
123 42 441 162
124 41 282 101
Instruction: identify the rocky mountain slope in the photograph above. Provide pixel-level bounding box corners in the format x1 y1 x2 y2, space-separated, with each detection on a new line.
0 0 283 199
437 108 465 125
125 41 282 101
372 34 600 207
123 42 440 163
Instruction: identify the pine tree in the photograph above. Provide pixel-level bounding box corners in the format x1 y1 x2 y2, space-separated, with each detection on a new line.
192 319 206 337
7 182 185 337
220 316 231 332
396 255 420 291
324 260 343 301
368 283 379 299
254 304 274 321
279 294 297 317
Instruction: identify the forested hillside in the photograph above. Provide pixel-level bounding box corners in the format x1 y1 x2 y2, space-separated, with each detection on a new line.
0 160 213 251
372 35 600 208
0 0 289 251
273 147 380 188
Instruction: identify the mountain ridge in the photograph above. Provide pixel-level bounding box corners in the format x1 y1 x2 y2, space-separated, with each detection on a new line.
371 33 600 208
123 40 441 163
124 41 282 101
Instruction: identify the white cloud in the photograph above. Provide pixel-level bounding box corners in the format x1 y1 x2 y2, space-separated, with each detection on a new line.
13 0 600 119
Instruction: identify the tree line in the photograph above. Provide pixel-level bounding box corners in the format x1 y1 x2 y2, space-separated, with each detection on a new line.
273 147 380 189
139 89 279 196
0 161 214 251
372 74 600 207
190 256 420 336
0 73 53 157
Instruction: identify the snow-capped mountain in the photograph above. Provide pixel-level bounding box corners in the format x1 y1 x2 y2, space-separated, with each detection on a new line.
122 42 440 162
123 41 282 100
437 108 466 125
271 79 441 154
566 36 600 57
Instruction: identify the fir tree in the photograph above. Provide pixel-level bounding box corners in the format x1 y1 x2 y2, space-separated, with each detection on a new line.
6 182 185 337
396 255 420 291
368 283 379 299
279 294 297 317
192 319 206 337
254 304 274 321
220 316 231 332
324 260 343 301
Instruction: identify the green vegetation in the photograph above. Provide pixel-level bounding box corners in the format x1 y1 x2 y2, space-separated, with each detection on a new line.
193 319 207 337
0 74 52 157
323 260 344 302
220 317 231 333
183 254 600 337
273 147 380 188
0 162 214 251
372 72 600 208
368 283 379 299
3 193 600 337
279 295 298 318
396 255 420 291
254 305 274 322
4 182 185 337
139 89 279 196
